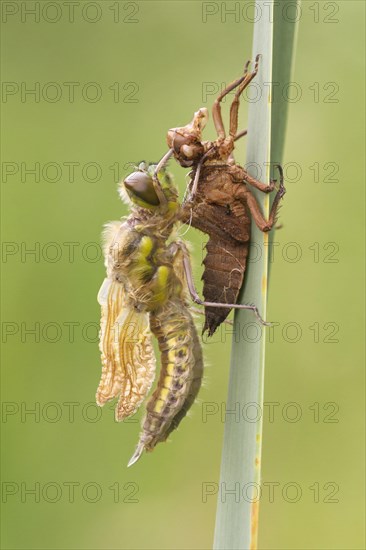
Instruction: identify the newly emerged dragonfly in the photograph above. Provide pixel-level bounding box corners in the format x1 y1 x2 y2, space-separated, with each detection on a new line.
96 162 263 465
159 55 286 335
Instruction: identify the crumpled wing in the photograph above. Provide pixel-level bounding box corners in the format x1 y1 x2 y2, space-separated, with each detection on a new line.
96 278 156 421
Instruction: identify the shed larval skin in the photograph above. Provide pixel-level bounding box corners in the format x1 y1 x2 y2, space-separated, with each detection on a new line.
166 56 286 335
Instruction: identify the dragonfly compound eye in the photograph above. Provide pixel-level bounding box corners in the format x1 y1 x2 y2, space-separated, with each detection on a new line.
124 171 160 206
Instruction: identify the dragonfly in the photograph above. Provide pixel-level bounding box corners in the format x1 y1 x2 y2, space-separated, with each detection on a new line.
96 162 263 465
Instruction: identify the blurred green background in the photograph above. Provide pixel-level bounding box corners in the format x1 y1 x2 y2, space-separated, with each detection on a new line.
1 1 365 549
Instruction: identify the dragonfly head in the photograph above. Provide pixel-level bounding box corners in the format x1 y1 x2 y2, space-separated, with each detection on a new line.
121 162 178 211
167 108 208 167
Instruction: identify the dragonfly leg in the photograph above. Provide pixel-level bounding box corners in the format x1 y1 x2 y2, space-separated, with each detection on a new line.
234 129 248 142
245 166 286 232
229 54 260 138
243 163 283 194
212 58 253 140
186 156 205 202
190 306 233 326
243 172 276 194
152 149 174 205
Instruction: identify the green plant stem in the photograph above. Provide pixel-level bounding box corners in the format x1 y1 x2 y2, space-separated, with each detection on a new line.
213 2 299 549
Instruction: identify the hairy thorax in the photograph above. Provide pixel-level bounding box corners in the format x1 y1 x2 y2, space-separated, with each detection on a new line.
105 222 180 312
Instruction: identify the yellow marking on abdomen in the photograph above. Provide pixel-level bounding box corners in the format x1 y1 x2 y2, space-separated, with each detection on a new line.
166 363 174 376
153 388 169 413
163 375 173 389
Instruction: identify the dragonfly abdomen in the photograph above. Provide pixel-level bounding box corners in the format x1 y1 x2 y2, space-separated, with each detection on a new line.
129 301 203 461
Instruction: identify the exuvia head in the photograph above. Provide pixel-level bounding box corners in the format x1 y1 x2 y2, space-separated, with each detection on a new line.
167 108 208 167
120 162 178 211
